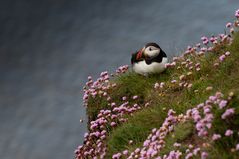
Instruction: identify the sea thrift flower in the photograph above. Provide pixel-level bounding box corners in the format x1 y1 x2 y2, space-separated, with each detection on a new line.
122 96 127 101
110 122 117 127
196 43 201 48
132 95 138 100
201 36 209 45
236 144 239 151
173 142 181 147
129 140 133 145
226 22 232 28
179 75 185 81
185 153 193 159
201 152 208 159
235 9 239 18
212 134 221 141
221 108 235 119
112 153 121 159
188 83 193 88
225 129 233 136
219 54 226 62
225 51 230 56
219 100 227 109
193 148 200 155
171 80 177 83
154 82 160 89
160 82 165 88
123 150 128 155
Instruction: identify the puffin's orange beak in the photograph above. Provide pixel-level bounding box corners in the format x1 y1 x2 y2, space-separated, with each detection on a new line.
136 49 143 60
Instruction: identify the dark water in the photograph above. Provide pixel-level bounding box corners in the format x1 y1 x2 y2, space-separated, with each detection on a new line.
0 0 238 159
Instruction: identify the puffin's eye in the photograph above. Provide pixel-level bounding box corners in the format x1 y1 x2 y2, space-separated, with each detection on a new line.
149 47 152 51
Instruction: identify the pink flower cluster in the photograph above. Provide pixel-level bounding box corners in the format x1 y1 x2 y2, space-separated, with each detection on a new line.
75 99 150 158
112 91 236 158
185 92 235 151
165 62 176 68
83 65 128 106
113 109 186 159
219 51 230 62
116 65 129 75
221 108 235 119
154 82 165 89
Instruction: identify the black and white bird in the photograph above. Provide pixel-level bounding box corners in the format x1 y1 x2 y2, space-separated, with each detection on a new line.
131 43 168 76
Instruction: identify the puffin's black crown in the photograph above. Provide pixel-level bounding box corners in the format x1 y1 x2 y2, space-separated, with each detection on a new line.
145 42 160 49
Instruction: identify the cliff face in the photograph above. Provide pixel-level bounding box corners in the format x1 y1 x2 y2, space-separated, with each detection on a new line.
75 10 239 159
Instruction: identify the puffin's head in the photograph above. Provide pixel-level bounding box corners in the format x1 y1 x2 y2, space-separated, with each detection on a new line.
142 43 161 59
135 42 166 61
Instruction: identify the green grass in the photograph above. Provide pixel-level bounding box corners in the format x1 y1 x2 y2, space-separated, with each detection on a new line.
86 32 239 158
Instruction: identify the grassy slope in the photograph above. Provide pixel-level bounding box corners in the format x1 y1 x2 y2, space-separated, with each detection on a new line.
87 32 239 158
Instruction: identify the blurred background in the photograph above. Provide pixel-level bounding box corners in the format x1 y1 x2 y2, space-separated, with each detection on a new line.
0 0 238 159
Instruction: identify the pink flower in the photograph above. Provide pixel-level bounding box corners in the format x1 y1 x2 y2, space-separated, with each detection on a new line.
203 39 209 45
235 9 239 18
201 152 208 159
196 43 201 48
112 153 121 159
225 129 233 136
225 51 230 56
122 96 127 101
212 134 221 141
154 82 160 89
226 22 232 28
219 100 227 109
185 153 193 159
219 54 226 62
193 148 200 155
236 144 239 151
201 36 208 41
132 95 138 100
123 150 128 155
110 122 117 127
221 108 235 119
129 140 133 144
111 102 116 107
160 82 165 88
173 142 181 147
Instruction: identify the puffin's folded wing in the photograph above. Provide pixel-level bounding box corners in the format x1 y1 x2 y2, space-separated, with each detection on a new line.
131 51 144 64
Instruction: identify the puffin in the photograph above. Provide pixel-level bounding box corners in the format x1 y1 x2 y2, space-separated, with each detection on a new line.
131 43 168 76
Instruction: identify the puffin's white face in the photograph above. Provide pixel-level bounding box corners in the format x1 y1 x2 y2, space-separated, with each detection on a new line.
144 46 160 58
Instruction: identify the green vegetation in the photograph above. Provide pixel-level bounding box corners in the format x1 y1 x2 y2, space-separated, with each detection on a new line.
83 32 239 158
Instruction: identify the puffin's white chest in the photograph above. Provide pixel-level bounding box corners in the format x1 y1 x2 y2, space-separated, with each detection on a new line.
132 57 168 75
